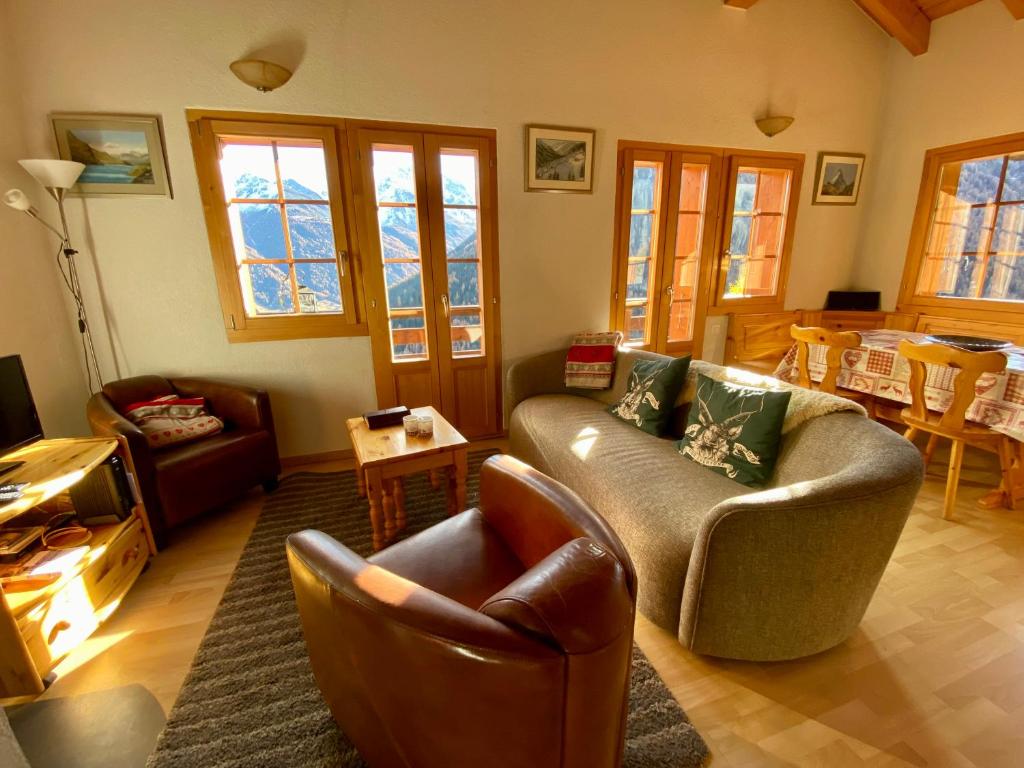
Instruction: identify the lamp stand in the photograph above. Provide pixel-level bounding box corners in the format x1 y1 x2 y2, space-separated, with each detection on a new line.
34 188 104 392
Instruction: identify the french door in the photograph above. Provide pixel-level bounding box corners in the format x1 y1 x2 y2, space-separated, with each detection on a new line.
355 128 501 438
612 148 723 356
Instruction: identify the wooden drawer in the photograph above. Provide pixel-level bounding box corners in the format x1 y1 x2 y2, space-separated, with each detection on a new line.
20 575 101 673
17 520 148 675
83 518 148 609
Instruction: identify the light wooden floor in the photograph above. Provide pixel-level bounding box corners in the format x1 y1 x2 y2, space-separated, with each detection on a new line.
35 441 1024 767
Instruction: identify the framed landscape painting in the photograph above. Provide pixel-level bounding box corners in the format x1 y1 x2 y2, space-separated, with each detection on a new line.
525 125 595 193
813 152 865 205
51 113 172 197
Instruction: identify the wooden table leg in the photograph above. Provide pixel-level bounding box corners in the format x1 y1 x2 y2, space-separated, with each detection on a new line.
365 467 385 551
382 481 396 542
393 477 407 531
449 448 467 516
356 463 366 498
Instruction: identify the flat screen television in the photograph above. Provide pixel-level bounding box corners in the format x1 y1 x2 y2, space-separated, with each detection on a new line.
0 354 43 457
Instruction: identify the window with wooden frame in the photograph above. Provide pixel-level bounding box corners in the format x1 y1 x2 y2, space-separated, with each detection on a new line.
189 116 364 342
610 143 802 354
899 133 1024 316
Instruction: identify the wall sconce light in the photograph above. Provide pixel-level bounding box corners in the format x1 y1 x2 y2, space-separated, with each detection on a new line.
229 59 293 92
755 115 795 138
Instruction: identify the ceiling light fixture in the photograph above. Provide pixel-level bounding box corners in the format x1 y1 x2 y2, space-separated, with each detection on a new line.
229 58 293 92
755 115 795 139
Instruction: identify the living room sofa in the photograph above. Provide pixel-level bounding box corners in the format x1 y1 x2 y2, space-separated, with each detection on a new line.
507 347 924 661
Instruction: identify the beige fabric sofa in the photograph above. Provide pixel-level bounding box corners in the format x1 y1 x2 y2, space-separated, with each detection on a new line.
507 347 923 661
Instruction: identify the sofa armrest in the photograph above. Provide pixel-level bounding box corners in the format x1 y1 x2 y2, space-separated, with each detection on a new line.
678 443 923 661
286 530 554 656
170 377 274 434
506 349 574 414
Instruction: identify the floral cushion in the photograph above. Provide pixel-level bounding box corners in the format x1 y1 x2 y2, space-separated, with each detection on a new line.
124 395 224 450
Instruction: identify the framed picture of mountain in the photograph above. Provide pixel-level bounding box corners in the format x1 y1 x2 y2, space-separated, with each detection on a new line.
525 125 595 193
50 113 171 197
813 152 865 206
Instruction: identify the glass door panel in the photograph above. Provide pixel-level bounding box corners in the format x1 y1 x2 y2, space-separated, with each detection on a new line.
438 150 484 357
666 162 709 343
624 159 664 345
371 145 430 361
722 165 793 300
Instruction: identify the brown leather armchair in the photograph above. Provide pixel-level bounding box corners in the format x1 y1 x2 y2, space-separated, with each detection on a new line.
87 375 280 547
287 454 637 768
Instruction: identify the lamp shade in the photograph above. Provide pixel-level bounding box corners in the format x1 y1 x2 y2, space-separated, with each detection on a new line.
229 59 293 92
19 159 85 189
755 116 795 139
3 188 33 211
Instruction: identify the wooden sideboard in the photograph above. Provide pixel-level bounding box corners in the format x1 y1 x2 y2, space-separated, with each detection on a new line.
724 309 1024 374
0 437 154 700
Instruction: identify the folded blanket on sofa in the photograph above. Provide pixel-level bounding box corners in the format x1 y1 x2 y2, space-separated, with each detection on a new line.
124 394 224 449
681 364 866 435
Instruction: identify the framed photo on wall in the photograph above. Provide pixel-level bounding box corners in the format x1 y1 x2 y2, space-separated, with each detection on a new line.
50 113 172 197
525 125 595 193
812 152 865 206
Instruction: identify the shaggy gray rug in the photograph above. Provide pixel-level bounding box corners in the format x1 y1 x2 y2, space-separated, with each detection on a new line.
147 450 711 768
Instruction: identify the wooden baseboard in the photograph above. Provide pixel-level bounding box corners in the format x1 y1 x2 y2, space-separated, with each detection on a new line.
280 449 354 468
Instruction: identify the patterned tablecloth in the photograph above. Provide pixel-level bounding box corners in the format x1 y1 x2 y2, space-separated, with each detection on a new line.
773 329 1024 441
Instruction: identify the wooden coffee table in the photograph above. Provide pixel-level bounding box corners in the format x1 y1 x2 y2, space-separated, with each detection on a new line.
346 406 469 551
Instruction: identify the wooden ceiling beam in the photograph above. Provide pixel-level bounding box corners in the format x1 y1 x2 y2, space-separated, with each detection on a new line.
1004 0 1024 20
723 0 760 8
852 0 931 55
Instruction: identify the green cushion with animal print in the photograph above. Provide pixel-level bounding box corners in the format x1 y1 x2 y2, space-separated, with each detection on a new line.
677 374 791 486
607 356 691 436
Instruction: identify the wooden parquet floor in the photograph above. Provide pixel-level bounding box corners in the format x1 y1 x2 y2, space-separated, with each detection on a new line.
35 440 1024 767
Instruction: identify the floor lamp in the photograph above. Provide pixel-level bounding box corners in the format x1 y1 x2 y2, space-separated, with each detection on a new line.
3 159 104 392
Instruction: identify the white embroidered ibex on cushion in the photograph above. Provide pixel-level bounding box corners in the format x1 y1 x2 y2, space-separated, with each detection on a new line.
611 367 662 428
681 380 764 479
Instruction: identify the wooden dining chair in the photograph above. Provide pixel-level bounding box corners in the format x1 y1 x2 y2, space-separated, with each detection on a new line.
789 325 874 416
898 340 1016 521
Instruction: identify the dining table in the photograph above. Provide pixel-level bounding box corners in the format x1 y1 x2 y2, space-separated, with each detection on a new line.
773 328 1024 509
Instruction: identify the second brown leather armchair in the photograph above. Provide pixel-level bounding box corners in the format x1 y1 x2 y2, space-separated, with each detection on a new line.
87 375 280 547
287 454 638 768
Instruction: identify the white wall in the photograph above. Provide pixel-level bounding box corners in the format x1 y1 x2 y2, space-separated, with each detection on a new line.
854 0 1024 308
4 0 890 456
0 3 90 438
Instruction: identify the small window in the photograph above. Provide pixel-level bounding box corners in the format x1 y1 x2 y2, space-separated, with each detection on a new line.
913 148 1024 303
190 118 363 341
717 157 800 307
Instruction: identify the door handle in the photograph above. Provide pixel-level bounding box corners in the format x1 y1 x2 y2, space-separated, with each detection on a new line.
440 294 450 318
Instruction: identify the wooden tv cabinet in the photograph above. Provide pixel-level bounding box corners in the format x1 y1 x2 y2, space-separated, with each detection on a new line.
0 437 155 700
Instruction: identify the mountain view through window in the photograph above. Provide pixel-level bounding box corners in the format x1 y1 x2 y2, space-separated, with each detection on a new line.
219 139 343 317
371 147 482 361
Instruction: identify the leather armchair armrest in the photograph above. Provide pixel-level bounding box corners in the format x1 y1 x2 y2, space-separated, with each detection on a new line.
170 377 274 434
480 538 632 654
286 530 556 656
86 393 153 475
478 455 637 596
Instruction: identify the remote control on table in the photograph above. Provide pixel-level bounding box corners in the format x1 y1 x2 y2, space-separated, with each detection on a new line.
0 482 28 502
